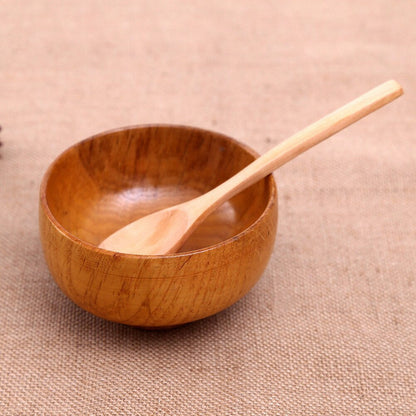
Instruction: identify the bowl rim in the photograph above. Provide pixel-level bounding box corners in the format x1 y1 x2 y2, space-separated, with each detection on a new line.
40 123 277 259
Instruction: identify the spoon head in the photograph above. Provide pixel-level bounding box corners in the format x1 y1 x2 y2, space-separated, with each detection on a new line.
99 207 192 255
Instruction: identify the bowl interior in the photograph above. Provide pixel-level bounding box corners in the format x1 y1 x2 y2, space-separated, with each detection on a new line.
43 125 273 253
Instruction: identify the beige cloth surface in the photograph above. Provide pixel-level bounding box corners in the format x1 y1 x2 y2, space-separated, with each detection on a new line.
1 1 415 414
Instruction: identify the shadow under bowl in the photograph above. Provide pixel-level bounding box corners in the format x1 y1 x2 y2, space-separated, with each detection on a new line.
39 124 278 328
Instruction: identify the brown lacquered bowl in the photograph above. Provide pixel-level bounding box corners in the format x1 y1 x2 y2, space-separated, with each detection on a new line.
39 125 278 328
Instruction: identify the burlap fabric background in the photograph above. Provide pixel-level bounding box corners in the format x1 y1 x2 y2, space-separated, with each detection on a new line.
1 1 415 414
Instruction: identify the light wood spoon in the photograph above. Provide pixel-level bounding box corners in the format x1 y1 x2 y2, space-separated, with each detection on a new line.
99 80 403 255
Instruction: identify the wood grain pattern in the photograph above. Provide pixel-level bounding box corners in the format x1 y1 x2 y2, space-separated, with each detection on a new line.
39 125 278 327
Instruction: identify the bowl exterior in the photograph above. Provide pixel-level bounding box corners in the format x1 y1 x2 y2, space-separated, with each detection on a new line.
39 189 277 327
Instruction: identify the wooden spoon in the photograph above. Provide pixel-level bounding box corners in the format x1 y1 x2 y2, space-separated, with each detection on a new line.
99 80 403 255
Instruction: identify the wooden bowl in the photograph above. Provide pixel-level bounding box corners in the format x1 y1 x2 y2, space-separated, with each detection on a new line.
39 125 278 328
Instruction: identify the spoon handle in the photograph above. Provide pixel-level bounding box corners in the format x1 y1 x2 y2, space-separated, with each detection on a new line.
194 80 403 213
